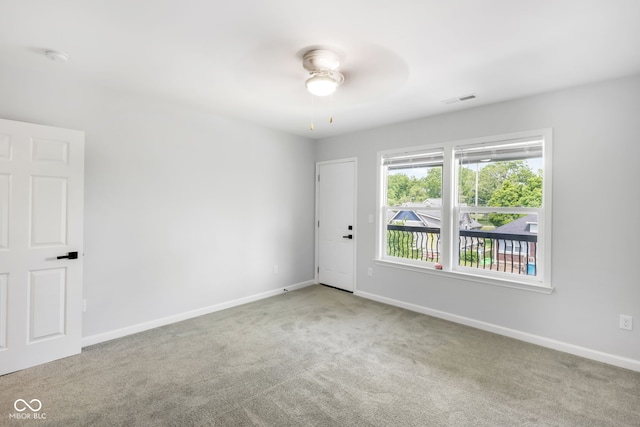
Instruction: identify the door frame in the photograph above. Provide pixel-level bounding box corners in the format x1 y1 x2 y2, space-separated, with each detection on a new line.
315 157 358 291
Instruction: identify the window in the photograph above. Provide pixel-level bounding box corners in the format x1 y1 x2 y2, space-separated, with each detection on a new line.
377 130 551 291
382 149 443 265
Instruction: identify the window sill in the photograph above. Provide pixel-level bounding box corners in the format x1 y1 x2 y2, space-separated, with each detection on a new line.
374 258 554 294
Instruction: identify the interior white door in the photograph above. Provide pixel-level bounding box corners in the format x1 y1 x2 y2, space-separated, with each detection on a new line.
0 118 84 375
317 160 356 292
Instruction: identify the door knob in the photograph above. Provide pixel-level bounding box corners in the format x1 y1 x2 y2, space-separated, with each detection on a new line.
57 251 78 260
342 234 353 239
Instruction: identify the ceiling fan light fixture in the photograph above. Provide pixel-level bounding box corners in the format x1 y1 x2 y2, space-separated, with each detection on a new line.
302 49 345 96
306 74 339 97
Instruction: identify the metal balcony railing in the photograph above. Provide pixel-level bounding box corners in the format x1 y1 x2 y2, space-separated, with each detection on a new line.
387 225 538 275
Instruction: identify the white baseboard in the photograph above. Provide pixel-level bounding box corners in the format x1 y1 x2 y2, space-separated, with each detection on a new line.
283 280 315 292
355 290 640 373
82 280 315 348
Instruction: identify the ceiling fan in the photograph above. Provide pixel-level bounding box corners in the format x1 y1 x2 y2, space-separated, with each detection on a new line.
233 42 408 131
302 49 345 97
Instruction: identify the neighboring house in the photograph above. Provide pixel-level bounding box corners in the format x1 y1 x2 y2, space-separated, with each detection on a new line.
388 199 482 229
387 209 440 227
387 199 483 261
488 214 538 275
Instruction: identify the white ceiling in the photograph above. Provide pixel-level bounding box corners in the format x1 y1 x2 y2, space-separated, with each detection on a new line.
1 0 640 139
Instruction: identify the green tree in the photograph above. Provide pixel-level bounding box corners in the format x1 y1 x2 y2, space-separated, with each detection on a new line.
458 166 477 205
422 167 442 199
387 174 411 206
388 162 541 227
407 181 428 202
487 170 543 226
477 161 535 206
488 180 523 207
386 167 442 206
519 175 542 207
487 181 526 226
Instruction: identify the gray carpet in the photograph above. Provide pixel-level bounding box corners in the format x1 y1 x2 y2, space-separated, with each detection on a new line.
1 284 639 426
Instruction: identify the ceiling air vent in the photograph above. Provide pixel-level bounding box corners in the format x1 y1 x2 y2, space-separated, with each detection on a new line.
442 94 476 104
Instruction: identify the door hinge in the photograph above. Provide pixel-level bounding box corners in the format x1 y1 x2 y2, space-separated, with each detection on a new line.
317 266 319 273
317 175 320 182
317 220 320 227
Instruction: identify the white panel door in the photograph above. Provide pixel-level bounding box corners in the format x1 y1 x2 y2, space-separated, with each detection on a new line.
0 118 84 375
317 160 356 292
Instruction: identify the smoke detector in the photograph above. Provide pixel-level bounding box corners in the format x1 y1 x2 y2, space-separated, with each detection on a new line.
44 50 69 63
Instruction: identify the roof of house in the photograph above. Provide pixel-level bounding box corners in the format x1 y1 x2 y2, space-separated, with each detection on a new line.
389 209 481 230
392 210 422 223
490 214 538 235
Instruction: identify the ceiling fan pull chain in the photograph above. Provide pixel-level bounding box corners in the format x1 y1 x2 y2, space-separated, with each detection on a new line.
310 93 315 131
329 94 334 124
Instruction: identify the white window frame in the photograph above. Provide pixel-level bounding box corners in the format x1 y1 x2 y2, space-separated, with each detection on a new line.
376 129 552 293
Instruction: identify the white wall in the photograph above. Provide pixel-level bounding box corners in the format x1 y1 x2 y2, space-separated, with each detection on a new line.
0 63 316 340
316 74 640 367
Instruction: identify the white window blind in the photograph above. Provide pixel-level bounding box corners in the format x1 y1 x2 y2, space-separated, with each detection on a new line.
383 150 444 170
455 137 543 164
